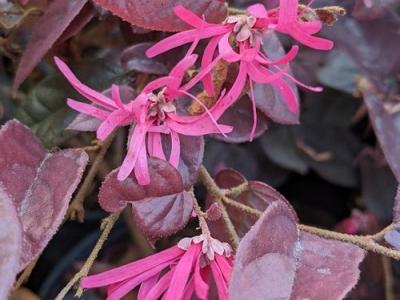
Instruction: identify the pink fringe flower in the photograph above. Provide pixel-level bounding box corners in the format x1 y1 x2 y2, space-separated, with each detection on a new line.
81 234 233 300
55 55 232 185
147 1 333 140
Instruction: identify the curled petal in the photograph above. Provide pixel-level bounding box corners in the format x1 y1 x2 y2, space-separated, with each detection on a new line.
67 99 109 120
54 57 116 110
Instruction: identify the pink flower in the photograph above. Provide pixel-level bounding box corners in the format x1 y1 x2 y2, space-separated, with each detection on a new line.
147 2 331 140
55 55 232 185
81 235 233 300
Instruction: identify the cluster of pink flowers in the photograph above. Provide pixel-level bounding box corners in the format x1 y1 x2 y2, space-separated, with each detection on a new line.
56 0 332 186
81 235 233 300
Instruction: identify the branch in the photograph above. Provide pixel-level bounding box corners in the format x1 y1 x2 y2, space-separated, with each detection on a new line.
220 195 400 261
198 166 240 249
55 212 120 300
13 259 38 289
68 133 116 222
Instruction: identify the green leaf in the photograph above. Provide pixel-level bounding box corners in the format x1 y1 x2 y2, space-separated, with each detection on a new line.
15 59 123 147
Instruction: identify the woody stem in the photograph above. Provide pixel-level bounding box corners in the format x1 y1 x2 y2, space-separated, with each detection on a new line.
190 188 211 238
220 194 400 261
198 166 240 249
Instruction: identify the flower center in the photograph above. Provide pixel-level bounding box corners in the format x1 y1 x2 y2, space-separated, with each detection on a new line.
226 14 260 45
147 88 176 122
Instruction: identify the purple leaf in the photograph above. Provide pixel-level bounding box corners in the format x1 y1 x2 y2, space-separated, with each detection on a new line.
253 32 299 125
131 191 194 238
393 186 400 223
13 0 88 91
0 120 88 269
58 2 95 43
291 232 365 300
209 169 294 238
121 43 169 75
230 198 365 300
99 158 193 238
361 80 400 182
0 190 22 299
229 201 298 300
99 158 184 213
384 226 400 250
213 95 268 143
161 135 204 188
92 0 227 32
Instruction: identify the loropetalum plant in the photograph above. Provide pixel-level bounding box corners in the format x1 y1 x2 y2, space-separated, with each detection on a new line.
2 0 400 299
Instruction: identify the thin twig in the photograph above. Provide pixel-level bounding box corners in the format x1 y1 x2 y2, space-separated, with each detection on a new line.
382 256 395 300
55 212 120 300
13 259 38 289
190 188 212 238
68 133 116 222
198 166 240 249
228 7 246 15
222 182 249 198
220 194 400 261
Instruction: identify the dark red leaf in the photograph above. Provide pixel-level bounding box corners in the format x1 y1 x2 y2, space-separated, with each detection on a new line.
213 95 268 143
161 135 204 188
209 169 294 240
361 80 400 182
253 32 299 125
229 201 298 300
131 191 193 238
0 190 22 299
99 158 193 238
393 186 400 223
291 232 365 300
57 2 95 43
13 0 88 91
0 120 88 269
121 43 169 75
230 198 365 300
384 226 400 250
99 158 184 213
92 0 227 32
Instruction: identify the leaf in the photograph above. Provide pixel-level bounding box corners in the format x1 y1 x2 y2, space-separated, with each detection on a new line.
131 191 194 238
393 186 400 223
360 79 400 182
294 123 361 187
13 0 88 91
254 32 299 125
317 50 360 94
15 59 122 147
161 135 204 188
0 120 88 270
230 199 365 300
92 0 227 32
384 225 400 250
99 158 184 212
0 189 22 300
99 158 193 238
229 201 298 300
260 125 309 174
291 232 365 300
121 43 169 75
360 155 397 222
213 95 268 143
208 169 293 240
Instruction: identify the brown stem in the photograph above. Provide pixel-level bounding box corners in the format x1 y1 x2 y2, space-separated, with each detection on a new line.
67 133 115 222
55 212 120 300
220 195 400 260
222 182 249 198
190 188 211 238
13 259 38 289
198 166 240 249
382 256 395 300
